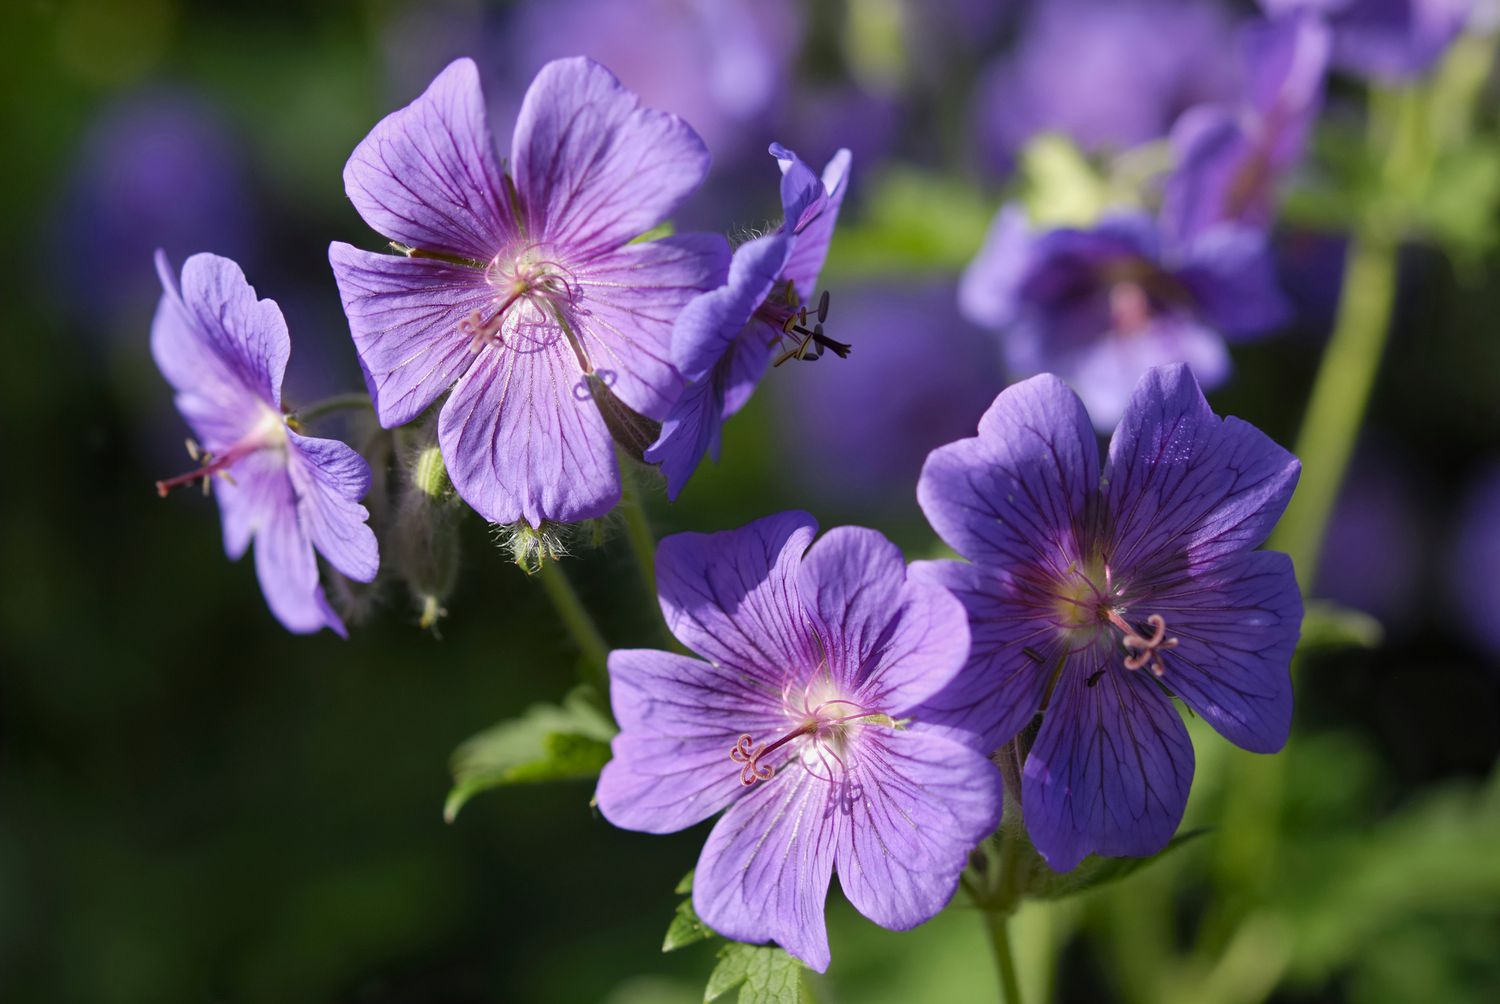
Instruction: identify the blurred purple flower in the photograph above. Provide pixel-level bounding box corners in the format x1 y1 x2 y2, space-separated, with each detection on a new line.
153 252 378 636
1259 0 1473 79
328 57 728 527
597 512 1002 970
773 281 1002 509
1163 12 1333 242
975 0 1240 170
917 365 1302 870
647 144 851 498
1316 449 1423 633
1450 462 1500 658
959 206 1290 430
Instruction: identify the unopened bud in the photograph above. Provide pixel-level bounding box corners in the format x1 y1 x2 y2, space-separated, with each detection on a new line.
411 443 453 500
394 438 462 632
495 520 568 575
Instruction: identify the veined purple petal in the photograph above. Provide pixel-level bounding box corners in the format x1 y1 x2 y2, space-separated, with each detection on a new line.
1104 364 1300 581
772 145 852 297
834 729 1003 929
644 372 724 500
673 233 791 384
796 527 970 715
437 333 618 526
597 649 787 833
1151 551 1300 753
1022 651 1195 871
287 431 380 583
906 560 1056 753
253 476 347 637
722 318 780 416
512 57 710 259
573 232 731 420
327 243 492 429
343 57 515 262
693 766 839 973
655 511 820 689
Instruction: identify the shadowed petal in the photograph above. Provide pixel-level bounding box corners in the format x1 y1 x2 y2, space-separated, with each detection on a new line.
288 431 379 583
438 335 618 526
343 57 513 261
797 527 970 714
835 729 1002 930
1104 363 1300 581
253 475 345 637
906 560 1056 753
1152 550 1300 753
1023 652 1194 872
214 448 289 561
644 370 723 501
597 649 788 834
672 233 790 384
722 318 780 416
327 243 493 428
512 57 710 258
1175 224 1290 337
656 512 820 688
693 767 839 973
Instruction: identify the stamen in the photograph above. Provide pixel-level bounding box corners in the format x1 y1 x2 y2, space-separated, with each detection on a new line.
155 435 266 497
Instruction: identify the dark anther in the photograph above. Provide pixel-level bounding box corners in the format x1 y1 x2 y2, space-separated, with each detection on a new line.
1086 668 1106 687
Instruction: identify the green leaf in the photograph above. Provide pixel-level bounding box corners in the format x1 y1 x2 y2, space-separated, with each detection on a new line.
675 869 695 895
1299 600 1384 654
663 898 715 953
704 943 809 1004
1029 828 1210 902
443 686 616 822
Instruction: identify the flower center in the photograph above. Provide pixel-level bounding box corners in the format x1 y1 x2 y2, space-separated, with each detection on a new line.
756 283 851 366
154 408 286 498
729 685 892 787
459 244 583 355
1044 559 1178 678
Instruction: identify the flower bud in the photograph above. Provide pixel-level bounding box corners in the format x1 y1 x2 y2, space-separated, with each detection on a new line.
495 520 568 575
393 435 462 632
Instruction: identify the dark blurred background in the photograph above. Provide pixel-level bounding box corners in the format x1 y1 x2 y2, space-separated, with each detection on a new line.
2 1 1498 1002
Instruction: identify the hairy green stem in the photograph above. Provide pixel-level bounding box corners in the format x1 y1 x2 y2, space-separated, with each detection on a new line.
537 561 611 696
617 471 658 600
289 392 373 424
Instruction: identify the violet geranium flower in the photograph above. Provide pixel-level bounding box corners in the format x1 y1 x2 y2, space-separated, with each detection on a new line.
1259 0 1473 80
152 252 379 636
916 365 1302 870
645 143 851 498
1162 12 1332 243
596 512 1002 970
329 57 729 527
959 206 1289 430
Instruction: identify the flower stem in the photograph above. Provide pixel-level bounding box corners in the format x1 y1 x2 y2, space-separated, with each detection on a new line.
289 392 374 424
984 907 1023 1004
537 561 611 696
617 470 658 600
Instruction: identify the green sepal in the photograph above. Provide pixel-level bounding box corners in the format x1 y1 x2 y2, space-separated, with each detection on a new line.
1028 828 1210 902
662 898 714 953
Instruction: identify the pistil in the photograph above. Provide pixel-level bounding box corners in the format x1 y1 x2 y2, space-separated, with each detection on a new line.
1104 610 1178 677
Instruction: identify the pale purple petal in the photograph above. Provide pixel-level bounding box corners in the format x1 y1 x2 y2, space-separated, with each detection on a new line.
644 372 724 500
1022 653 1195 871
512 57 710 258
572 232 731 420
327 242 492 428
774 146 852 297
672 233 791 384
1104 364 1300 580
438 336 618 526
287 431 379 583
722 318 780 416
343 57 513 261
906 560 1055 753
253 477 346 637
796 527 970 715
213 448 288 561
957 204 1032 331
1150 551 1300 753
1162 105 1257 242
693 767 839 972
1066 316 1232 431
835 729 1003 930
656 512 820 689
597 649 787 834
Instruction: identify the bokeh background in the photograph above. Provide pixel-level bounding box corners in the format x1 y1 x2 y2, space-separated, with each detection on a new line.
3 1 1499 1001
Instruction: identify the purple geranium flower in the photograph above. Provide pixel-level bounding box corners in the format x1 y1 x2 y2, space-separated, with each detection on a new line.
329 57 729 527
915 365 1301 870
1259 0 1472 80
960 206 1289 430
1163 13 1332 243
645 143 851 498
152 252 379 636
596 512 1003 970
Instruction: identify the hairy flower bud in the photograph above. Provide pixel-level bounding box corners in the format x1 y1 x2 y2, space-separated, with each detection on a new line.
393 437 462 632
494 520 569 575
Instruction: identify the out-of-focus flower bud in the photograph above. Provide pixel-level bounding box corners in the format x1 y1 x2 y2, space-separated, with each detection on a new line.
495 520 569 576
393 435 463 632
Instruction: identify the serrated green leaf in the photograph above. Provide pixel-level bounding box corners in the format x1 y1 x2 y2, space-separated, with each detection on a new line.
663 898 715 953
705 943 808 1004
1030 828 1210 902
1299 600 1384 654
443 686 616 822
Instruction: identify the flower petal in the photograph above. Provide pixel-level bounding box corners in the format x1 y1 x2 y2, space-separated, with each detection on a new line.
597 649 788 834
656 511 820 688
327 242 493 428
906 560 1056 753
835 729 1002 931
1022 652 1194 872
1104 363 1300 579
215 448 289 561
672 233 790 385
917 373 1099 573
438 334 618 526
796 527 970 715
957 204 1033 331
252 474 345 637
693 766 839 973
512 57 710 258
1151 550 1300 753
343 57 513 261
643 369 724 501
1175 224 1290 337
1066 315 1232 432
288 430 379 583
572 232 730 420
773 145 851 297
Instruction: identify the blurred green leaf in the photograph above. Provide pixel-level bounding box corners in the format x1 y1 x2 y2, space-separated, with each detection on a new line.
676 869 696 895
705 943 809 1004
663 898 715 953
1417 145 1500 266
444 686 615 822
824 166 996 279
1029 829 1210 902
1299 600 1384 654
1020 134 1112 227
